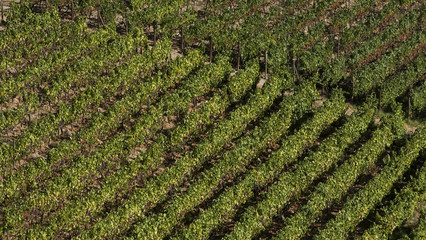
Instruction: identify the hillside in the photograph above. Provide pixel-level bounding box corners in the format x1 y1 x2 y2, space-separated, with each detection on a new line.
0 0 425 239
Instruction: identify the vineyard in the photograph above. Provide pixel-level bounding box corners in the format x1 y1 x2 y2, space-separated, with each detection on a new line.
0 0 425 239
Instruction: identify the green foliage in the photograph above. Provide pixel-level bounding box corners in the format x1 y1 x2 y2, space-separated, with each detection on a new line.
79 62 293 239
1 0 424 239
361 159 426 239
411 82 426 114
132 78 319 239
1 37 176 236
381 52 425 107
315 126 425 239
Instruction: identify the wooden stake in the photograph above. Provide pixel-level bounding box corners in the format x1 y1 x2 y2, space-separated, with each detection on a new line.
1 0 4 23
71 0 75 20
98 7 105 27
237 41 241 70
153 21 157 46
180 26 184 52
336 36 340 57
265 50 268 79
408 88 412 120
209 35 213 63
292 57 298 82
126 17 129 35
